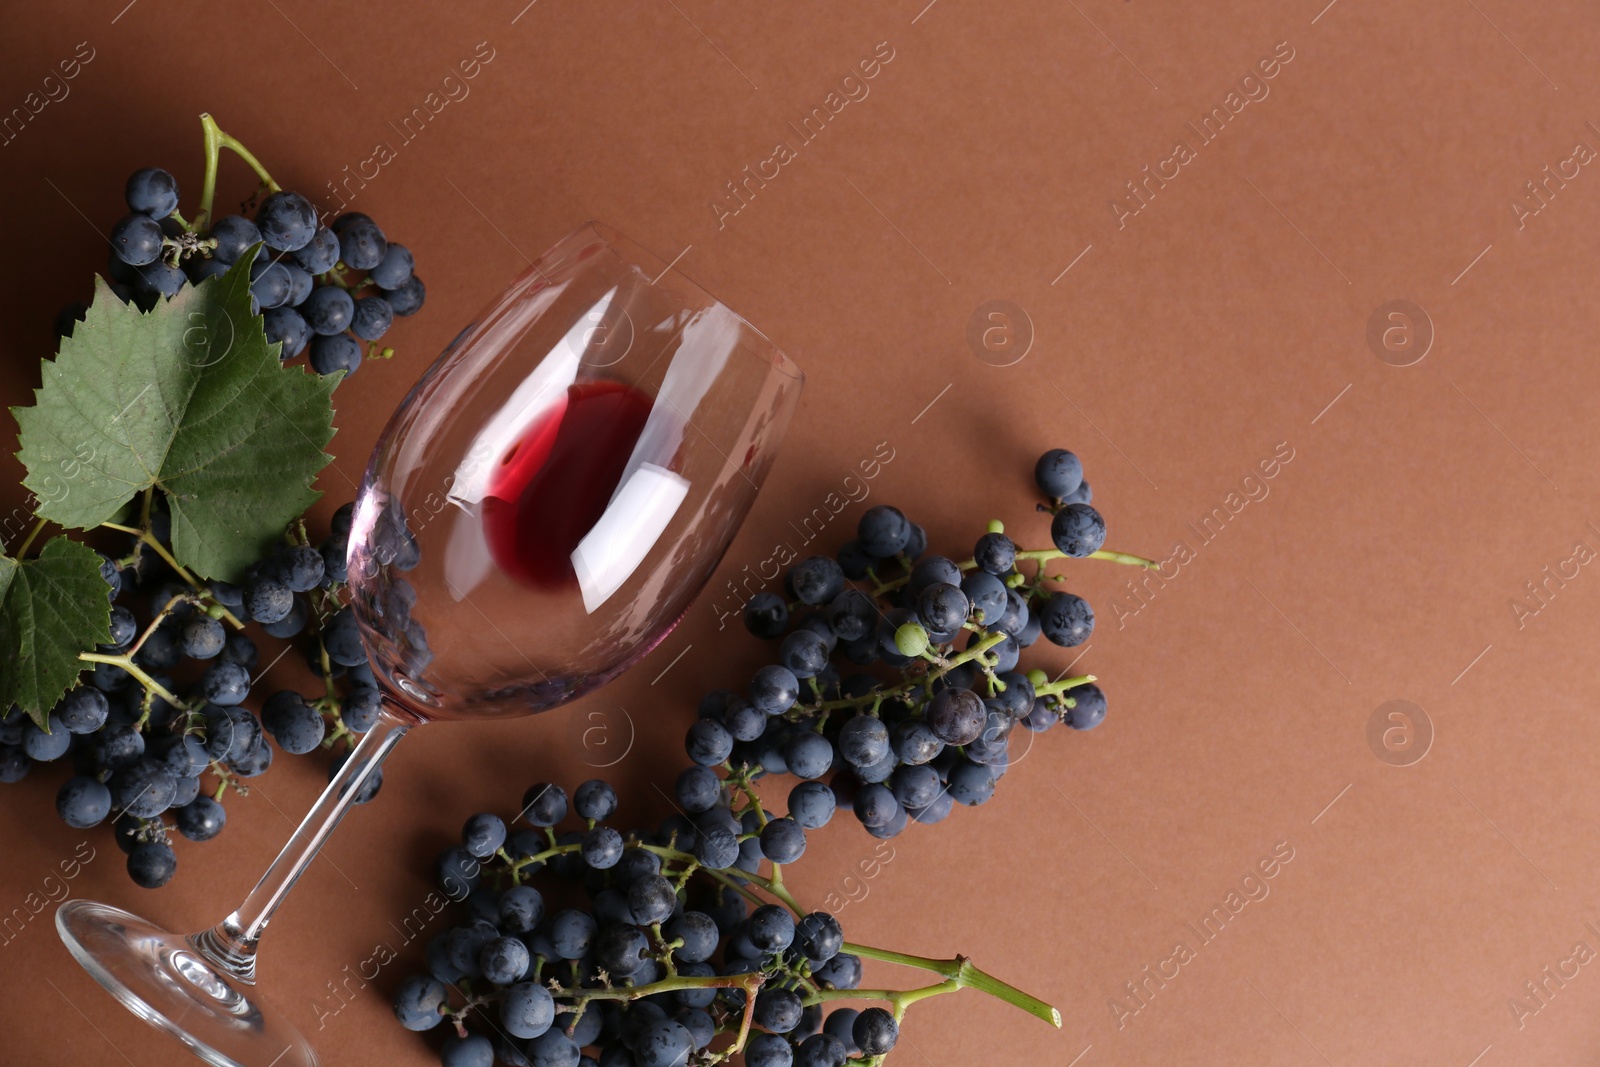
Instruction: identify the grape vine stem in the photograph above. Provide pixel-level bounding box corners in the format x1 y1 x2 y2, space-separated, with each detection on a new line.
839 944 1062 1028
194 113 283 232
100 520 244 630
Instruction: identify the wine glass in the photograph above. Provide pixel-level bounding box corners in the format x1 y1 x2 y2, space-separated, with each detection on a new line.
55 221 804 1067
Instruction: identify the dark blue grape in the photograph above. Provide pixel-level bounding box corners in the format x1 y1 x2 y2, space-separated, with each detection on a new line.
779 629 829 679
787 780 835 829
721 698 766 742
626 873 676 926
795 911 842 962
126 167 179 217
890 763 942 809
208 215 261 263
58 688 108 734
665 910 717 962
959 571 1007 626
915 581 969 634
386 275 426 315
835 539 873 580
393 973 449 1030
1050 502 1107 558
675 765 721 812
179 615 225 659
371 243 414 289
974 531 1016 574
685 719 733 766
310 333 363 377
249 258 292 309
328 750 382 802
890 718 943 765
201 660 250 706
749 665 799 715
479 936 530 985
813 952 861 990
161 735 210 777
350 295 393 340
760 816 806 863
746 1033 794 1067
837 715 889 768
574 778 618 821
822 588 874 642
993 589 1030 638
527 1027 580 1067
947 759 996 805
127 839 177 888
754 987 804 1034
23 715 71 761
94 722 144 770
783 732 833 780
522 782 568 826
743 592 788 639
263 306 311 359
338 217 387 270
852 783 899 829
1064 479 1092 505
256 190 318 252
795 1032 848 1067
1066 682 1107 729
583 826 624 869
441 1033 494 1067
748 904 795 951
462 812 507 859
111 214 164 266
292 226 340 273
853 1008 898 1055
857 505 910 558
302 285 354 335
693 826 738 869
176 795 226 841
245 576 292 623
550 909 597 959
790 556 845 605
267 698 325 754
927 687 984 745
137 259 185 297
57 775 112 828
284 264 313 305
276 544 326 592
1035 448 1084 499
1038 592 1094 647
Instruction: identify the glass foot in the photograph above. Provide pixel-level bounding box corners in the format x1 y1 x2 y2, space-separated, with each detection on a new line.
55 899 316 1067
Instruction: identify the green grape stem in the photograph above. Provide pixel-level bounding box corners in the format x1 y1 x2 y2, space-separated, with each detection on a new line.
840 943 1063 1028
872 545 1155 598
194 113 282 232
100 520 244 630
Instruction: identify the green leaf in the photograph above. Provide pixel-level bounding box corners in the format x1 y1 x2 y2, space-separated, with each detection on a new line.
0 537 111 727
13 255 337 580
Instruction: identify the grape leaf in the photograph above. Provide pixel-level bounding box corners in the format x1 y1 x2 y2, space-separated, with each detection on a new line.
0 537 111 727
13 255 337 580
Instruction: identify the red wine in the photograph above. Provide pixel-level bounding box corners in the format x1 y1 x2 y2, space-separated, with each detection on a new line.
483 380 654 588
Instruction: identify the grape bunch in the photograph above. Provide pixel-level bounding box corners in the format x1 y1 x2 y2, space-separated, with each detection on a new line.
678 448 1147 842
396 773 1056 1067
0 500 386 889
59 157 425 382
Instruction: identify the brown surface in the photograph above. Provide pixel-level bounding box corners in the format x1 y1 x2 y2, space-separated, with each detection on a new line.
3 1 1600 1063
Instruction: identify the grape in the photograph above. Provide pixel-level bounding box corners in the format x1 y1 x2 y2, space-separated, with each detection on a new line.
959 571 1007 626
974 531 1016 574
748 904 795 951
779 629 830 678
266 698 325 755
291 226 340 272
256 190 318 252
320 533 350 583
743 592 788 638
23 715 71 761
310 333 363 377
582 826 624 868
684 719 733 766
169 774 201 808
186 255 229 283
498 884 544 934
125 167 179 218
1066 682 1107 729
795 911 843 962
244 576 293 623
57 775 112 828
328 750 382 802
106 605 138 647
479 936 530 985
890 718 943 765
386 275 426 315
176 796 226 841
179 615 225 659
790 556 845 605
301 285 354 335
371 243 414 288
263 307 311 359
927 688 984 745
787 780 835 829
760 816 806 863
672 765 718 813
627 873 677 926
746 1033 794 1067
441 1033 494 1067
528 1028 581 1067
284 264 313 305
58 687 109 734
350 295 393 340
208 215 261 263
94 722 144 769
127 839 177 888
550 909 598 959
693 826 738 869
947 759 996 805
0 746 30 782
137 259 186 297
1050 502 1107 558
890 763 942 809
338 216 387 270
201 660 251 706
915 581 969 634
750 664 799 715
813 953 862 990
663 911 717 963
1064 479 1092 505
522 782 568 826
1038 592 1094 647
857 505 910 558
394 974 449 1031
634 1020 692 1067
574 778 618 821
159 734 210 777
781 732 831 781
1034 448 1084 499
249 259 292 309
795 1033 848 1067
111 214 164 266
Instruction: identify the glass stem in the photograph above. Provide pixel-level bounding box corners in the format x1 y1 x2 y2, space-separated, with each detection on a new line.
191 707 412 984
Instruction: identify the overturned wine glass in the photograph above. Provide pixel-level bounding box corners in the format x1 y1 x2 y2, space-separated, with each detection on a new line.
56 221 804 1067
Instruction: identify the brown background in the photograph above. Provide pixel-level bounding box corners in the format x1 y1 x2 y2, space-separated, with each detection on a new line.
2 1 1599 1064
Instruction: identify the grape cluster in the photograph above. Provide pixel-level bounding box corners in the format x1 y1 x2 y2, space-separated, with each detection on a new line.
682 448 1127 842
0 500 382 889
58 165 425 382
398 776 927 1067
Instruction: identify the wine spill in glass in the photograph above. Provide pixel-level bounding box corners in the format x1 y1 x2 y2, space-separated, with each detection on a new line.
56 221 803 1067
